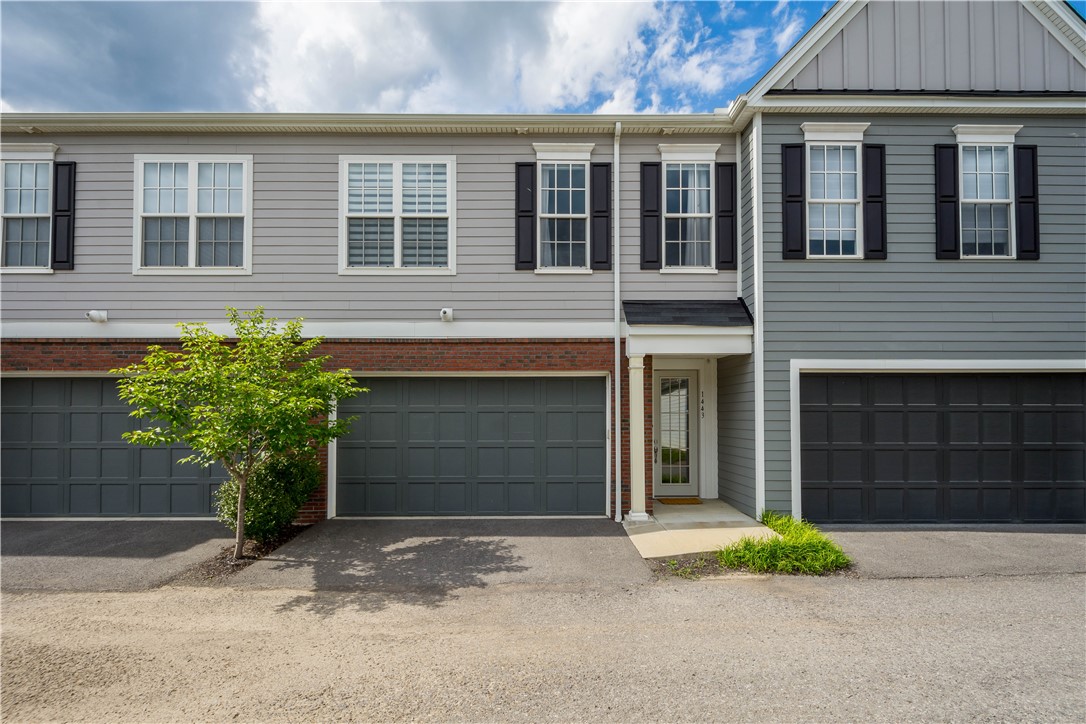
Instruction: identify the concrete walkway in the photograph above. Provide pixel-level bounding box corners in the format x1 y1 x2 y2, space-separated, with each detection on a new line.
623 499 776 558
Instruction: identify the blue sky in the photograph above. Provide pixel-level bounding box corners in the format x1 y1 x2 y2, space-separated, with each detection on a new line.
2 1 1084 115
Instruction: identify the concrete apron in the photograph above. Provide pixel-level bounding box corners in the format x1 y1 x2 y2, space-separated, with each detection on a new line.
623 499 778 559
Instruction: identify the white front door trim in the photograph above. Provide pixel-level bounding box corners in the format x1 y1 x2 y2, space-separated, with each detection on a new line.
654 357 718 499
788 358 1086 520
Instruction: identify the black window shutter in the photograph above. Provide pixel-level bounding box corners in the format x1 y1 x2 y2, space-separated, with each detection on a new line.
781 144 806 259
589 162 612 270
514 162 536 270
934 144 960 259
51 161 76 271
640 162 662 270
862 144 887 260
715 162 737 270
1014 145 1039 260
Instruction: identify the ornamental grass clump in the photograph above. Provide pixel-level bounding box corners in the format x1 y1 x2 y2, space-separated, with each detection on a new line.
716 510 851 575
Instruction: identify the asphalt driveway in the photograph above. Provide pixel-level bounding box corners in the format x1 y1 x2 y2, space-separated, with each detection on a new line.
2 518 1084 721
0 520 232 592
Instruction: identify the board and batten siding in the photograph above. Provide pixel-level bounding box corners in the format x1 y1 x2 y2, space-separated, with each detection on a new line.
1 132 740 327
781 0 1086 93
758 114 1086 513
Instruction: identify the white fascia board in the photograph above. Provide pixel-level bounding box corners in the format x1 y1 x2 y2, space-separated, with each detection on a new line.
626 333 752 357
1 143 59 160
1025 1 1086 58
751 96 1086 113
533 143 595 160
658 144 721 161
791 358 1086 373
952 125 1024 144
624 324 752 337
0 320 617 340
801 122 870 142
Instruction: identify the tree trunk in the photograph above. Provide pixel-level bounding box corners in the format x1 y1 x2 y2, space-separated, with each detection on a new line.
233 474 248 560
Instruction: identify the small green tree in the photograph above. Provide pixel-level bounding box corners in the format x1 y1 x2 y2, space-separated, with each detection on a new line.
113 307 361 559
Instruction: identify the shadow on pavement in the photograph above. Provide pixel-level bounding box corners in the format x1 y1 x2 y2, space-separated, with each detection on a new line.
237 518 648 616
0 520 232 591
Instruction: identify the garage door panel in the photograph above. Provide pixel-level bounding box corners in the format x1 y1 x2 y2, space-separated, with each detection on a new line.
2 448 30 478
1055 411 1085 443
31 484 61 515
31 413 61 443
338 377 605 515
31 449 59 479
1056 450 1085 481
1 485 29 516
830 411 863 443
801 373 1086 523
1056 488 1086 520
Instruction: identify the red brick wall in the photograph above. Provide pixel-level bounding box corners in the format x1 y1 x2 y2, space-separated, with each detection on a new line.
2 338 655 521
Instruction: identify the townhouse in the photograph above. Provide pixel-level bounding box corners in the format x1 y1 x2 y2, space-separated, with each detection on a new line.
2 0 1084 524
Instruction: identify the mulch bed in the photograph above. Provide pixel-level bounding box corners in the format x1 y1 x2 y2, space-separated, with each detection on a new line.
166 525 309 587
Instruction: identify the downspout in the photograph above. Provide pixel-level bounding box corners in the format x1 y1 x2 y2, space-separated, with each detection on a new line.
613 121 623 523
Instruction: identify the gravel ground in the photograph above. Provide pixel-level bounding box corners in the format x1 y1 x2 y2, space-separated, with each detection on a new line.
3 569 1084 722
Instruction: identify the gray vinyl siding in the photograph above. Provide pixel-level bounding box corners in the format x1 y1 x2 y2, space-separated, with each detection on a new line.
717 354 756 516
618 135 739 301
1 132 741 326
783 0 1086 93
739 126 756 313
758 113 1086 514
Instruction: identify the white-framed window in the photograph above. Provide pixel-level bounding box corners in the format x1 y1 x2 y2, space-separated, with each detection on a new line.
338 156 455 275
533 143 593 271
801 123 868 259
133 155 253 275
659 144 719 271
1 143 58 273
953 125 1021 259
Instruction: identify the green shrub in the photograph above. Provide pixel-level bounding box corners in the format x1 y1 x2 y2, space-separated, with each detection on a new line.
215 454 321 544
716 510 851 575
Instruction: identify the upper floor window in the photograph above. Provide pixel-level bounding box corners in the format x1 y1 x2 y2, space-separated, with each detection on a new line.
807 144 860 257
2 160 51 268
339 156 455 274
659 144 720 270
959 144 1012 257
801 123 868 259
532 143 593 271
133 155 253 275
1 144 61 272
939 125 1030 261
664 162 712 267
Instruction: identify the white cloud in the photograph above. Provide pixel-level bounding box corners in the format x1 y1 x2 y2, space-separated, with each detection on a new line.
771 0 807 56
1 98 21 113
247 0 779 115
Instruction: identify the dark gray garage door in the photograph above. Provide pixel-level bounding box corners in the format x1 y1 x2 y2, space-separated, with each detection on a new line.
337 377 606 515
1 378 221 517
801 373 1086 523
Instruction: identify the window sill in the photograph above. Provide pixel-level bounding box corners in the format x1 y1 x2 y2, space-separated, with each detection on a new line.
659 267 719 275
338 267 456 276
0 267 54 275
957 255 1019 261
804 255 866 261
533 268 593 275
133 267 253 276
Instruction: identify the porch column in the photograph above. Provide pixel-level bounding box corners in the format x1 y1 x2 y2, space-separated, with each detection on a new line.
627 354 650 521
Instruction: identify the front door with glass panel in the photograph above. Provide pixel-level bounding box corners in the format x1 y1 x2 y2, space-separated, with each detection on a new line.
654 371 698 498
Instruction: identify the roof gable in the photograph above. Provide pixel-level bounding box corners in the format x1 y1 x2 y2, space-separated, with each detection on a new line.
740 0 1085 107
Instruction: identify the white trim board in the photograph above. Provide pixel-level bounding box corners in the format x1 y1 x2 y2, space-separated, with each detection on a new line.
1 320 618 340
787 358 1086 520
